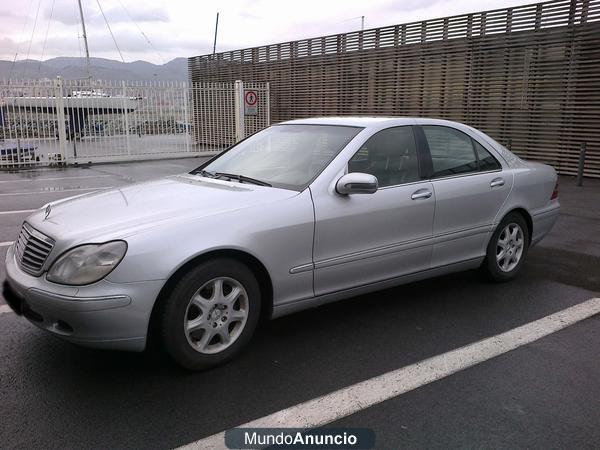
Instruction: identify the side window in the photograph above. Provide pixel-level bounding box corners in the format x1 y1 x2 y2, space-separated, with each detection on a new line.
348 126 420 187
423 126 478 177
474 140 501 171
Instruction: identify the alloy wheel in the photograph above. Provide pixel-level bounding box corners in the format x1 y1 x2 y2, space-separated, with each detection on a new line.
184 277 249 354
496 223 524 272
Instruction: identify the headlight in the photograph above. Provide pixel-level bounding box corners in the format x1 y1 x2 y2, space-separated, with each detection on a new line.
47 241 127 285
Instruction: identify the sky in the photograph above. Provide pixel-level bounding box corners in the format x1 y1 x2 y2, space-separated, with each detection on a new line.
1 0 537 65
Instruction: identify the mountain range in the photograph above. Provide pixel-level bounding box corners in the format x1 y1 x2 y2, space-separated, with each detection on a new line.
0 57 188 82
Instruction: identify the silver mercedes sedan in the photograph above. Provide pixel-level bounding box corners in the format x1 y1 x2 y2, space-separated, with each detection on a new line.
4 117 559 369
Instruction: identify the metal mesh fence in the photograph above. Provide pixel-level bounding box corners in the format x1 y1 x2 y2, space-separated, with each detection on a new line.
242 82 271 138
0 80 62 167
189 0 600 178
0 79 269 168
189 81 271 147
190 82 236 148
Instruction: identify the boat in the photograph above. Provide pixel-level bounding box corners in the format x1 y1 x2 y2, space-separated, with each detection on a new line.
4 92 140 113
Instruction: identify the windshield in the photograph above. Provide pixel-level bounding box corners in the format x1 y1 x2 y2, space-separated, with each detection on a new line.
193 124 363 190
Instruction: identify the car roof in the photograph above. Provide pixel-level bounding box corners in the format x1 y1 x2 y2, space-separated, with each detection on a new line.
278 116 464 129
279 117 411 127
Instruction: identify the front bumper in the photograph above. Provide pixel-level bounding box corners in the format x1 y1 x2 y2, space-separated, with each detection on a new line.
4 244 165 351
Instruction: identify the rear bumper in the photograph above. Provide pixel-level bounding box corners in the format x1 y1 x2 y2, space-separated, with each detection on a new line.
531 203 560 246
4 244 164 352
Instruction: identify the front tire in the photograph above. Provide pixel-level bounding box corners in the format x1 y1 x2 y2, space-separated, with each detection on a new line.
160 258 261 370
482 212 530 282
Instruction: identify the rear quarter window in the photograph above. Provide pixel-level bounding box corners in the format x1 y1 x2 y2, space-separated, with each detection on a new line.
474 140 502 171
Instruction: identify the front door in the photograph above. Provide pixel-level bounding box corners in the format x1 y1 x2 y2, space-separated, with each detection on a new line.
311 126 436 296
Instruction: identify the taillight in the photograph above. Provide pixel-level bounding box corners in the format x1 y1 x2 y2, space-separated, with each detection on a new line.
551 179 559 200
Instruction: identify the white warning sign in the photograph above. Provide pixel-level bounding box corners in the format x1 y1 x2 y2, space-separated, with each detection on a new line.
244 89 258 116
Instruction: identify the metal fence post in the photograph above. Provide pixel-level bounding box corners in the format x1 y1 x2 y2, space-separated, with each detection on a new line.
16 138 21 165
234 80 245 142
122 80 131 155
265 82 271 126
54 77 68 163
576 142 586 186
184 81 190 152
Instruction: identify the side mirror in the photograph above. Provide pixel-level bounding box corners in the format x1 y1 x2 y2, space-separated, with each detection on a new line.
336 172 379 195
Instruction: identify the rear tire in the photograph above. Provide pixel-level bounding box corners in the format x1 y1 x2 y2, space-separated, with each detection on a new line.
482 212 530 282
160 258 261 370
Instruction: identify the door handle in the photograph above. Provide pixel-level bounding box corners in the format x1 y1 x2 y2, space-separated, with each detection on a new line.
490 178 505 188
411 189 432 200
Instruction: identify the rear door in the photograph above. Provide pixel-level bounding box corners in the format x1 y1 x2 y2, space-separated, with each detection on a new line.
418 125 512 267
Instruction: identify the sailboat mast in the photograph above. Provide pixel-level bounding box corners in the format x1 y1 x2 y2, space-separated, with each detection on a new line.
213 12 219 55
77 0 92 81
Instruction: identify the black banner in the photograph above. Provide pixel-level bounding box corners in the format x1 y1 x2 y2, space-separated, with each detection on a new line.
224 428 375 449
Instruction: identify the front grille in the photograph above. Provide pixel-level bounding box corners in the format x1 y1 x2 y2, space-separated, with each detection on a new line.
14 223 55 276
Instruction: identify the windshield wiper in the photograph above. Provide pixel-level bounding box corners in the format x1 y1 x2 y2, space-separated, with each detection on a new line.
214 172 272 187
191 169 217 178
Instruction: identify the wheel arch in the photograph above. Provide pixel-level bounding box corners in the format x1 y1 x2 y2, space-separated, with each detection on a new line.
147 248 274 347
498 207 533 243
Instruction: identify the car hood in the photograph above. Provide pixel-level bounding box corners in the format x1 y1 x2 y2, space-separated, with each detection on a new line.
26 174 297 242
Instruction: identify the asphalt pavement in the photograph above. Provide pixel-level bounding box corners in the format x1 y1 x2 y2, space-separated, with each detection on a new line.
0 160 598 449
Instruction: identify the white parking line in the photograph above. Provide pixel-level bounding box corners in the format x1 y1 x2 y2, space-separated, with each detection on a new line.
0 175 112 183
0 305 13 315
0 241 14 247
0 209 36 215
179 297 600 450
0 187 111 196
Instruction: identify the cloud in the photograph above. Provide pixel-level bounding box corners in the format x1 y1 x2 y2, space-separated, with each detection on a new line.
0 32 212 62
116 7 170 23
0 8 28 20
43 0 85 26
0 37 18 56
44 0 169 26
239 12 261 20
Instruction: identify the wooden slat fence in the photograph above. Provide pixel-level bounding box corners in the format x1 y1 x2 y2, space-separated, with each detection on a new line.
189 0 600 177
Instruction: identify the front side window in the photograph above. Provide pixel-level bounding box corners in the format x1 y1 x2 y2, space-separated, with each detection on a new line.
196 124 362 191
423 125 501 178
348 126 420 187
